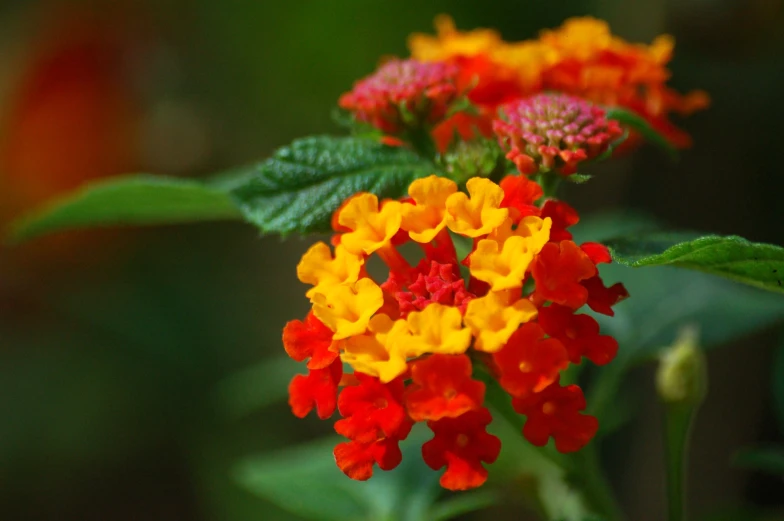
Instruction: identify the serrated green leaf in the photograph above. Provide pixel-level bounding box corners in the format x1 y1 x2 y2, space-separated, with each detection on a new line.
229 136 437 235
567 174 593 184
8 175 242 243
605 107 678 160
605 233 784 294
733 446 784 475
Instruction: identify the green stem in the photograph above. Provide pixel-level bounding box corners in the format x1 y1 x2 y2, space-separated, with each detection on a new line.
574 444 626 521
406 125 438 161
664 405 694 521
537 172 562 199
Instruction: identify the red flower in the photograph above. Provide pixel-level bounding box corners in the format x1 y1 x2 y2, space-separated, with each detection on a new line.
390 260 474 317
513 380 598 453
499 174 543 221
405 354 485 421
580 242 612 265
334 438 404 481
288 359 343 419
540 200 579 242
335 374 412 443
282 312 338 369
538 304 618 365
493 322 568 397
422 408 501 490
532 241 597 308
582 276 629 316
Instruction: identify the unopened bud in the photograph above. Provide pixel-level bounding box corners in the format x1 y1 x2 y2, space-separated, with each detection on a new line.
656 325 707 406
442 138 504 184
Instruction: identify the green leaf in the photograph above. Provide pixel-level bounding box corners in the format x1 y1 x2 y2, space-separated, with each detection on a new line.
606 233 784 294
605 107 678 160
229 136 437 235
567 174 593 184
572 216 784 427
572 219 784 358
733 446 784 475
211 357 299 421
429 491 498 521
234 425 442 521
8 175 242 243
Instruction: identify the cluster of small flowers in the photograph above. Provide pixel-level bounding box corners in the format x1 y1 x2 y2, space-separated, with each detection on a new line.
283 174 628 490
409 15 709 149
338 16 708 177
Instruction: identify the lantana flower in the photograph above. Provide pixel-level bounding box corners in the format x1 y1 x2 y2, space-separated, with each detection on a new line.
408 15 708 149
283 174 628 490
339 58 461 135
493 93 624 175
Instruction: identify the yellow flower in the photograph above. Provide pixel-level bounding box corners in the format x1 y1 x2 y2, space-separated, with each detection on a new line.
408 14 503 61
539 17 612 60
491 41 554 91
297 242 364 298
401 175 457 243
446 177 508 237
406 303 472 356
469 236 533 291
338 193 403 255
311 278 383 340
341 315 410 383
490 216 552 253
464 291 538 353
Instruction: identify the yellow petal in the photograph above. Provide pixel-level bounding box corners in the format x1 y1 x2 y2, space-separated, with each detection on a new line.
406 303 472 356
469 236 533 291
401 175 457 243
297 243 364 298
446 177 508 237
338 194 402 255
311 278 383 340
464 291 538 353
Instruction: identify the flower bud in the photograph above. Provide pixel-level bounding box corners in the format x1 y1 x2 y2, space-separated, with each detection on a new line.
493 93 623 175
656 326 707 406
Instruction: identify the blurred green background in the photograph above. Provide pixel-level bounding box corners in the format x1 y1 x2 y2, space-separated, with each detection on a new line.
0 0 783 520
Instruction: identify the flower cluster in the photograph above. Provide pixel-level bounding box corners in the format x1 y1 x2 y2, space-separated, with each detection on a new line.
338 58 460 135
408 15 709 148
283 174 628 490
494 93 624 175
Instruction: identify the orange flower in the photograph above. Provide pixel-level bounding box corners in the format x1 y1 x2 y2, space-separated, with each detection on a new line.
409 15 708 149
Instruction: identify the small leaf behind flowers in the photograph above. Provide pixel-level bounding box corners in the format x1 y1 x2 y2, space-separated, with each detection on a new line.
605 107 678 160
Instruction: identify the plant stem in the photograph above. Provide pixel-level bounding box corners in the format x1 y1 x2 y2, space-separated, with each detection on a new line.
574 444 626 521
537 172 562 199
406 125 438 161
663 405 694 521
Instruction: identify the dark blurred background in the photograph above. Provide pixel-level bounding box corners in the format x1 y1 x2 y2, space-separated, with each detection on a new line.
0 1 783 520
